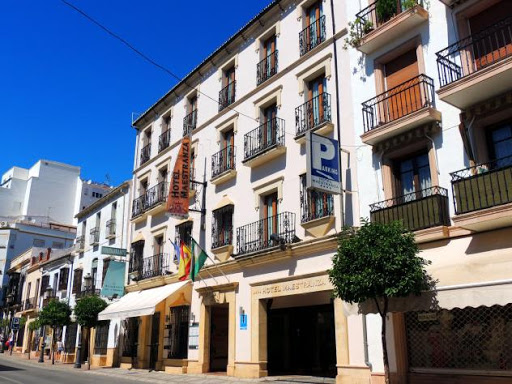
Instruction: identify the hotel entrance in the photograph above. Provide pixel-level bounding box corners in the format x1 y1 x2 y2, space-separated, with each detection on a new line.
209 304 229 372
267 292 337 378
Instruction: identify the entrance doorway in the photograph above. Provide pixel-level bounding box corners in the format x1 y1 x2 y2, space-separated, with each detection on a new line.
209 304 229 372
268 301 336 377
149 312 160 371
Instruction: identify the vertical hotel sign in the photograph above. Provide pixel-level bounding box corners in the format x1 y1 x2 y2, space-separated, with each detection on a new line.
167 136 191 218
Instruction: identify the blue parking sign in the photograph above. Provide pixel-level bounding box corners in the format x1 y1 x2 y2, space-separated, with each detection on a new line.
306 131 341 194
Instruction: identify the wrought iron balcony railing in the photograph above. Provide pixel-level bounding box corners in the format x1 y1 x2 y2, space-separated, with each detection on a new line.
212 146 236 179
183 109 197 136
437 16 512 88
24 297 36 311
451 156 512 215
132 194 146 218
299 15 326 56
295 92 332 136
300 181 334 223
75 235 85 250
354 0 424 39
145 181 168 211
212 205 233 250
140 143 151 165
257 50 279 85
370 186 450 232
362 74 435 133
129 253 170 281
106 218 116 238
219 81 236 112
236 212 296 256
89 227 100 245
244 117 285 161
159 129 172 153
75 286 101 299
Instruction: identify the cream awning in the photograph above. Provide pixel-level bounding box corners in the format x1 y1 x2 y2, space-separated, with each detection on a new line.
132 232 145 243
343 281 512 315
98 281 189 321
214 195 234 210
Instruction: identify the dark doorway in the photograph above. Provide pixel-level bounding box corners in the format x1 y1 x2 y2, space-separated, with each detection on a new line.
209 304 229 372
268 303 336 377
149 312 160 371
81 328 89 363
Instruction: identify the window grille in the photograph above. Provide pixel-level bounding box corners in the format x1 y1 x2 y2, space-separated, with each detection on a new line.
164 306 190 359
405 304 512 372
94 321 109 355
65 323 78 353
299 174 334 223
122 318 139 358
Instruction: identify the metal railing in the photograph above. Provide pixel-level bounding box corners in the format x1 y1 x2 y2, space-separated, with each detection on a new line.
132 194 146 218
295 92 332 136
140 143 151 165
89 227 100 245
437 16 512 87
299 15 326 56
131 182 167 218
300 177 334 223
24 297 36 311
212 205 233 249
75 286 101 299
354 0 423 39
183 109 197 136
451 155 512 215
212 146 236 179
244 117 285 161
362 74 435 133
257 50 279 85
236 212 296 256
75 235 85 250
219 81 236 111
131 253 170 281
159 129 172 152
106 218 116 238
370 186 450 232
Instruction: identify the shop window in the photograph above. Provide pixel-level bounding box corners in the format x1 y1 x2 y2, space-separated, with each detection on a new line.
164 306 190 359
405 304 512 372
94 321 109 355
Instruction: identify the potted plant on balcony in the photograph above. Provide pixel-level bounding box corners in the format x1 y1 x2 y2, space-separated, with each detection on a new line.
344 17 374 49
329 220 434 384
376 0 398 24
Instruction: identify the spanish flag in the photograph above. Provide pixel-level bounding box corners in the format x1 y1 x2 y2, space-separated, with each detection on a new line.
178 241 192 281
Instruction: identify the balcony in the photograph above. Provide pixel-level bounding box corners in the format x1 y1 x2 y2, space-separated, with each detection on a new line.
131 181 168 220
295 92 333 143
23 297 37 311
129 253 170 281
361 74 440 145
243 117 286 167
106 218 116 239
236 212 296 257
299 15 326 56
300 182 335 237
219 81 236 112
211 146 236 185
89 227 100 245
159 129 171 153
354 0 428 54
183 109 197 136
370 187 450 241
436 17 512 109
42 295 57 308
75 235 85 252
140 143 151 166
75 286 101 299
257 51 278 85
450 156 512 231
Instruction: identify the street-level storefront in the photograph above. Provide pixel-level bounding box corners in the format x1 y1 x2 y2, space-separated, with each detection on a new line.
98 280 191 372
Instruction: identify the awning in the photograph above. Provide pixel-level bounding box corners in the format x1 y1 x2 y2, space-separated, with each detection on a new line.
132 232 145 243
98 281 189 321
343 280 512 315
214 195 234 210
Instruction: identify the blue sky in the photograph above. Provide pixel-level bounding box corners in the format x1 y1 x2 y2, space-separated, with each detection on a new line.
1 0 269 185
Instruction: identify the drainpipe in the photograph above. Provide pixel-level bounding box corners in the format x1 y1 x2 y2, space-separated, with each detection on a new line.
362 315 373 370
330 0 345 228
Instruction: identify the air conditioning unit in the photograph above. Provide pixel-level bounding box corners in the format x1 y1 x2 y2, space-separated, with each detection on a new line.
0 221 8 228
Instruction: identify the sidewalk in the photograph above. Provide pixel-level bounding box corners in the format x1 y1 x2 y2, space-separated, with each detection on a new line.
0 352 335 384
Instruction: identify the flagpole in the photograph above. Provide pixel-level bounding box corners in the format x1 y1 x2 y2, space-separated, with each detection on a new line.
205 254 230 283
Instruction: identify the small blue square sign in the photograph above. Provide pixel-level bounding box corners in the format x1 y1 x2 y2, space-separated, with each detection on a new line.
240 314 247 330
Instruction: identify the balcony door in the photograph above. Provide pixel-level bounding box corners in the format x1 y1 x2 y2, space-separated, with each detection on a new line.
263 192 278 245
383 49 420 124
393 152 431 200
468 1 512 70
221 129 234 170
306 2 323 47
262 105 277 148
91 258 98 290
488 123 512 168
308 76 326 128
224 67 236 105
263 35 276 77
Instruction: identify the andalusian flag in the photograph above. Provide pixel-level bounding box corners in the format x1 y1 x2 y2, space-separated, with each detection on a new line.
178 241 192 281
190 238 208 282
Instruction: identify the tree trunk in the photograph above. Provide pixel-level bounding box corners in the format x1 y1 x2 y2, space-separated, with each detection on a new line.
51 327 55 365
87 327 91 370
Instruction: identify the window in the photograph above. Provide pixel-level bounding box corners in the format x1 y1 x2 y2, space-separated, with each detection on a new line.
393 152 431 198
164 306 190 359
176 222 193 248
263 192 278 244
258 35 278 85
40 275 49 294
262 104 278 147
300 1 325 55
34 279 40 303
52 241 64 249
219 66 236 111
487 123 512 167
221 129 235 172
307 75 327 128
64 323 78 353
58 268 69 291
72 269 83 294
212 205 234 249
140 128 152 164
184 94 198 135
299 175 334 223
33 239 45 247
159 167 168 184
129 240 145 275
159 114 172 152
91 258 98 289
94 321 109 355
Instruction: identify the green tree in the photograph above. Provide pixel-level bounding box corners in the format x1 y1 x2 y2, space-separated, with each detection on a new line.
328 220 432 384
38 300 72 364
74 295 107 370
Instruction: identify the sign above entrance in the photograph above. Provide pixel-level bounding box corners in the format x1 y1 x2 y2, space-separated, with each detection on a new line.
101 246 128 256
306 131 341 195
